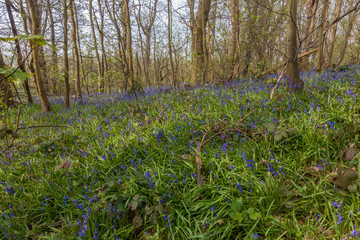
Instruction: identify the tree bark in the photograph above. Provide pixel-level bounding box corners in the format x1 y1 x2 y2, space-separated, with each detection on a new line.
0 48 15 108
96 0 107 92
26 0 52 112
69 0 81 99
189 0 212 84
324 0 342 68
242 0 258 77
5 0 33 103
63 0 70 108
121 0 135 90
336 10 358 66
89 0 103 93
286 0 303 93
167 0 176 88
316 0 329 71
325 0 343 68
46 0 58 94
228 0 240 81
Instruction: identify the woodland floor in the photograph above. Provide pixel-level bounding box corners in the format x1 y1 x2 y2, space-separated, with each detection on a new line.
1 67 360 239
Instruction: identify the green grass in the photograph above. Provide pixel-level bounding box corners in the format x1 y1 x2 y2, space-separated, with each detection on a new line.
1 68 360 239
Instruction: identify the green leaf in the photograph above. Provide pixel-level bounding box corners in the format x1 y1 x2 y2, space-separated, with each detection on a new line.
247 207 255 215
230 199 243 212
234 212 244 223
116 203 127 213
250 212 261 220
264 123 277 132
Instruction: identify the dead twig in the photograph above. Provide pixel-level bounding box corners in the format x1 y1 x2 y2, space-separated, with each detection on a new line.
270 65 288 100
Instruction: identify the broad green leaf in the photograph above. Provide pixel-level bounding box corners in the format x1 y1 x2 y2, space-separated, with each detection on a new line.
234 212 244 223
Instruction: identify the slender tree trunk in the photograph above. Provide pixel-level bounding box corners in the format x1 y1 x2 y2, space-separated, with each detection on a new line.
336 10 358 66
26 0 52 112
286 0 303 93
122 0 134 90
46 0 58 94
69 0 81 99
302 0 318 69
228 0 240 81
304 0 319 51
74 2 88 95
89 0 103 93
0 48 15 108
5 0 33 103
167 0 176 88
97 0 107 92
324 0 342 68
316 0 329 72
63 0 70 108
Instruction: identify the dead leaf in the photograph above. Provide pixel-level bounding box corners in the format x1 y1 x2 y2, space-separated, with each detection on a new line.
55 159 73 171
343 148 357 161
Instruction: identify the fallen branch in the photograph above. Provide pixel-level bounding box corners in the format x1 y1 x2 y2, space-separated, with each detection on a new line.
270 65 288 100
17 125 67 130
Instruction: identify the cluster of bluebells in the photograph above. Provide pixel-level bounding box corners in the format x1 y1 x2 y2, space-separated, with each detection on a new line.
1 67 359 239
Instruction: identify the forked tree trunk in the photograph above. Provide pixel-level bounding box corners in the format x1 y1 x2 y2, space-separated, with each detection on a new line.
286 0 303 93
26 0 52 112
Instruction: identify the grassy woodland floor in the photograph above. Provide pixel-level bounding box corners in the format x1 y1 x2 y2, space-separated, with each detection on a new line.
1 68 360 239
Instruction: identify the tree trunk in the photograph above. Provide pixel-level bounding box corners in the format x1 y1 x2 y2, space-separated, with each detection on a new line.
89 0 103 93
336 10 358 66
121 0 135 90
167 0 176 88
316 0 329 72
228 0 240 81
96 0 107 92
286 0 303 93
63 0 70 108
189 0 212 84
242 0 258 77
324 0 342 68
69 0 81 99
46 0 58 94
5 0 33 103
26 0 52 112
0 48 15 108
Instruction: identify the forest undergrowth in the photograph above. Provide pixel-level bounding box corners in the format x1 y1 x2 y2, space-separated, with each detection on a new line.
1 67 360 239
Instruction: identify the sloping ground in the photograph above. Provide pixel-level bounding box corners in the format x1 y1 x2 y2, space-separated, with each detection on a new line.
1 68 360 239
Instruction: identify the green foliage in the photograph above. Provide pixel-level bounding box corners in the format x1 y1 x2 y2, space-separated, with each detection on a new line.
0 35 57 50
1 67 360 239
